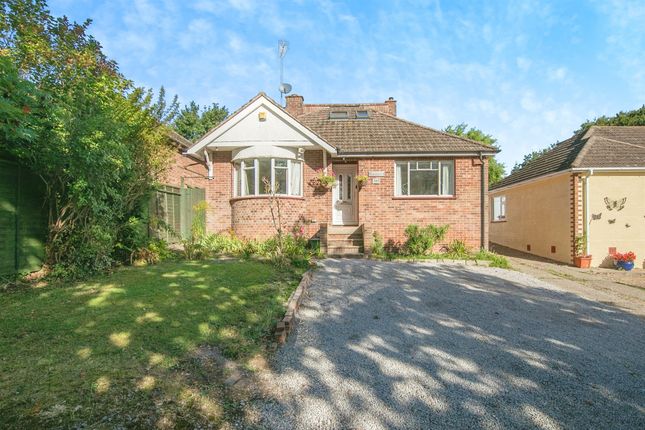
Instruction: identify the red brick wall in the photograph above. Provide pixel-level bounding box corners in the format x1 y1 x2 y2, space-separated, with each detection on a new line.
163 150 488 249
231 197 306 239
161 150 209 189
302 150 332 238
357 157 488 251
231 150 332 239
204 151 233 233
160 150 233 234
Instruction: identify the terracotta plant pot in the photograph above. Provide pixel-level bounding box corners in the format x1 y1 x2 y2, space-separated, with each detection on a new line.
574 255 592 268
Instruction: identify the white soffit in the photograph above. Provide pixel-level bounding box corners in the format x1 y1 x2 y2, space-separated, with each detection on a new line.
232 146 300 161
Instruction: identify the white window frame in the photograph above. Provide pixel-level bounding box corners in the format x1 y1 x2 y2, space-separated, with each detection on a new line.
234 158 303 197
394 160 455 197
492 195 506 221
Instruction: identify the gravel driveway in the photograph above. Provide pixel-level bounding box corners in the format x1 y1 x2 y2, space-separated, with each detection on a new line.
254 259 645 430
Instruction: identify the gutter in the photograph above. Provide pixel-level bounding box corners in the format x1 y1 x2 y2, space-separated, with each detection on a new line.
492 166 645 194
336 151 497 158
480 152 486 250
571 167 645 172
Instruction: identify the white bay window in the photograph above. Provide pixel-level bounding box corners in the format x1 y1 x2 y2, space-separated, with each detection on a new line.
234 158 303 197
395 160 455 196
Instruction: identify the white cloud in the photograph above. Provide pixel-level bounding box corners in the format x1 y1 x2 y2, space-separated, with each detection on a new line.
516 57 532 72
179 19 216 49
227 32 244 52
547 66 567 81
520 91 541 112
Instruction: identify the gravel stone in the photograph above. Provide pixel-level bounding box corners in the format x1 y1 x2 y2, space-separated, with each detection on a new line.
256 259 645 429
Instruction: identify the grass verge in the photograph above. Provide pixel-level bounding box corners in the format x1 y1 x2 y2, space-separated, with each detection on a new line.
0 259 302 428
371 250 511 268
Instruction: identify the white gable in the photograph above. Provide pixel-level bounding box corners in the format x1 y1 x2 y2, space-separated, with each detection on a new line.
216 103 309 146
186 93 335 155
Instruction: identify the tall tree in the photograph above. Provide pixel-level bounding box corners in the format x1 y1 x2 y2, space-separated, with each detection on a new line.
149 86 179 124
576 105 645 133
1 0 173 276
511 143 556 174
512 104 645 174
443 123 505 185
173 101 228 141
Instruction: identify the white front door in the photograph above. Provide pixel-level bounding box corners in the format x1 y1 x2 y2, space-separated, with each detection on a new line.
332 164 358 225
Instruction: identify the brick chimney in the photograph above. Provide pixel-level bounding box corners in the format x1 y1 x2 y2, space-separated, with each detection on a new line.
385 97 397 116
285 94 304 116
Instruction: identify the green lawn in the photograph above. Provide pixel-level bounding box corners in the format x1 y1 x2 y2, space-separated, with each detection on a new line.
0 260 302 428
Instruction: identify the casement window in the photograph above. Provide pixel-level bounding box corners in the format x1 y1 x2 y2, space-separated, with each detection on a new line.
234 158 303 197
395 160 455 196
492 195 506 221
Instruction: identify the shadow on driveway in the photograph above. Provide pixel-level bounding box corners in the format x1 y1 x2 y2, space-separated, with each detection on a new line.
257 259 645 429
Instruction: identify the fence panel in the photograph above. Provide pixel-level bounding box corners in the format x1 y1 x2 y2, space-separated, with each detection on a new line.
181 187 206 238
149 185 205 243
0 158 48 276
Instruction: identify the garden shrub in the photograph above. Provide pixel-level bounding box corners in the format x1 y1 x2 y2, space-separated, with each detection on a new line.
372 231 385 257
446 239 469 258
487 254 510 268
404 224 449 255
201 233 245 256
1 3 175 278
472 249 510 268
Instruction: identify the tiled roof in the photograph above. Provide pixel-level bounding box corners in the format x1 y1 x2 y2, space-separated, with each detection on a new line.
168 130 192 149
491 126 645 190
296 107 497 155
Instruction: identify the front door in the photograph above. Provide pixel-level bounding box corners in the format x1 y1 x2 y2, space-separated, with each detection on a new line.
332 164 358 225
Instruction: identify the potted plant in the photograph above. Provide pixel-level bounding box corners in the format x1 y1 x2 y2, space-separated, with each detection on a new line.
309 169 336 190
613 251 636 271
356 175 369 188
573 235 592 268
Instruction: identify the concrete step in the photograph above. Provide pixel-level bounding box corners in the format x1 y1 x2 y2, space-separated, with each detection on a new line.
327 238 363 247
328 225 362 235
327 244 363 254
327 252 364 258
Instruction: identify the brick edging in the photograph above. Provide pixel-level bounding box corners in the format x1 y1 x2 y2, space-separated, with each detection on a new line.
274 269 313 345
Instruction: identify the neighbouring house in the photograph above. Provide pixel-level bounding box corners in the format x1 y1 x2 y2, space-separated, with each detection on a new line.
489 126 645 268
184 92 497 255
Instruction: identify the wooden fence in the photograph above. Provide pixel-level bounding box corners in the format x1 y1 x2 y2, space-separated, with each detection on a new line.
149 185 206 243
0 155 205 275
0 157 48 276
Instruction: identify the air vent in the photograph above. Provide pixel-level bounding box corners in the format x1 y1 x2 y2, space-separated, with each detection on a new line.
329 111 348 119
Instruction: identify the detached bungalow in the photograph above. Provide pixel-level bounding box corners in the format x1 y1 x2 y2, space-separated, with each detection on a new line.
179 92 496 255
489 126 645 268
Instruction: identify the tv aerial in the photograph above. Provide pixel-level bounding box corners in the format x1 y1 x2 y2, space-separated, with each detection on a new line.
278 40 292 103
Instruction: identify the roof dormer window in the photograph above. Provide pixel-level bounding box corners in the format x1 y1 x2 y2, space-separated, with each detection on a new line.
356 110 369 119
329 111 348 120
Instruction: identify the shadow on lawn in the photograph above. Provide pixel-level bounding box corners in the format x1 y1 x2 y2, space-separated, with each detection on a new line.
0 260 298 428
261 259 645 429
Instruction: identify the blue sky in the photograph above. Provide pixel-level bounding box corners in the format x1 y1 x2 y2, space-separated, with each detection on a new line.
49 0 644 169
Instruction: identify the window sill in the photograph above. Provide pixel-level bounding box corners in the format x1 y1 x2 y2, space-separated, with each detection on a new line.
392 195 456 200
491 219 507 223
230 195 305 203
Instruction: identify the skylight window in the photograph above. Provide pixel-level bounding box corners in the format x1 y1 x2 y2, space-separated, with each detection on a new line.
329 111 348 119
356 110 369 119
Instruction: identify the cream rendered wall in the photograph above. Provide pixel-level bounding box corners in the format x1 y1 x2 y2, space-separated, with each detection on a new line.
587 172 645 268
490 174 572 263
